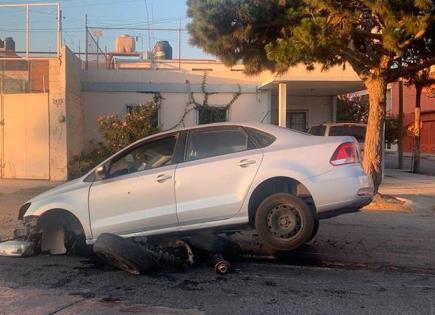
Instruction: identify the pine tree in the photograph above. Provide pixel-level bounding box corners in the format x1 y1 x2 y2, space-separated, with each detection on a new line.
187 0 435 192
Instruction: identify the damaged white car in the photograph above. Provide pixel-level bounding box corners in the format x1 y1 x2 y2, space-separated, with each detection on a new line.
15 122 373 256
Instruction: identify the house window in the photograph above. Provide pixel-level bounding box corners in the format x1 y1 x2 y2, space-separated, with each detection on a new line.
286 111 307 132
197 107 227 125
126 104 159 128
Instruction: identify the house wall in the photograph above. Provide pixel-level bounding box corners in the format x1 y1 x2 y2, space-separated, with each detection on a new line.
82 90 270 148
270 95 333 128
81 68 270 149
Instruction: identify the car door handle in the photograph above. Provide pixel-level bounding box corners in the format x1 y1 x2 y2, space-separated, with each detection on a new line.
156 174 172 183
238 159 256 168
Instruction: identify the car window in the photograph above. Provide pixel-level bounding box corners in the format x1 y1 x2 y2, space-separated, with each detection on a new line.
246 127 276 148
329 125 366 143
308 125 326 136
108 136 177 178
186 127 252 161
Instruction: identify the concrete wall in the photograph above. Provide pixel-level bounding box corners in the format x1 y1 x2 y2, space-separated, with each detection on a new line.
64 46 84 162
48 56 68 180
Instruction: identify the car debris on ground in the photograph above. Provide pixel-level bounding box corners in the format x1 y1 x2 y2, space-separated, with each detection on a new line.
0 230 241 276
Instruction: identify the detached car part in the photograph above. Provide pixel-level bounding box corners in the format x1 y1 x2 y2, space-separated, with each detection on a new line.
0 240 34 257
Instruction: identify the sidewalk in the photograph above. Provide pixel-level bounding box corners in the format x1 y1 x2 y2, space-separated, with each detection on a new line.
380 169 435 212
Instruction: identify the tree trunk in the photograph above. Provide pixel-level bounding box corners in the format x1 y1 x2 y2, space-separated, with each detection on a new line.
412 85 422 173
363 77 387 193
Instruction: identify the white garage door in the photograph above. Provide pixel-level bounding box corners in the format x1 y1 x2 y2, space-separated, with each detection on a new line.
1 93 49 179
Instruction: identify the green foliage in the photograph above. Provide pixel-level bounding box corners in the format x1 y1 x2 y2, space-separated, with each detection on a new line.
98 103 160 153
69 95 161 179
336 95 369 123
385 117 400 146
68 143 112 180
187 0 435 80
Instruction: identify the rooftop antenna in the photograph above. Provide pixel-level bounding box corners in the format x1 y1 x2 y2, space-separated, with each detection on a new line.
144 0 151 51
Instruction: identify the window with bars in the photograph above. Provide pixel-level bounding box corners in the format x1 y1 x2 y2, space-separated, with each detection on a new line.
197 106 228 125
286 111 307 132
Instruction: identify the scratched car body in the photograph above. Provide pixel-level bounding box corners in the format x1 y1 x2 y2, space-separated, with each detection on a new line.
19 122 373 253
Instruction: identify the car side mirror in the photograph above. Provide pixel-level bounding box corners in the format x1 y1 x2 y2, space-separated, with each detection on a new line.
95 165 107 180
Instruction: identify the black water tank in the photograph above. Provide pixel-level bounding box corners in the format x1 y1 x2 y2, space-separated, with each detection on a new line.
154 41 172 60
4 37 15 52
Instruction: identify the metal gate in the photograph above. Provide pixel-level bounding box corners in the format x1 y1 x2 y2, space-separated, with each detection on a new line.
0 93 49 179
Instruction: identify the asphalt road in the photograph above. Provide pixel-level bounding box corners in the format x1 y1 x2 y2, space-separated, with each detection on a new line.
1 180 435 314
1 210 435 314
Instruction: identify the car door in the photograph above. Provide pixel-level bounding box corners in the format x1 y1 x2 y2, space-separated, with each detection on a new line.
175 126 263 225
89 133 179 238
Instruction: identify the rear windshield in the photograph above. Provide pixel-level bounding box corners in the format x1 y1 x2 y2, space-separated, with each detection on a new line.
329 125 366 143
308 125 326 136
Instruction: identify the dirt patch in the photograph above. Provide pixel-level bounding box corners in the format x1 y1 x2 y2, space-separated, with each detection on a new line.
362 194 412 212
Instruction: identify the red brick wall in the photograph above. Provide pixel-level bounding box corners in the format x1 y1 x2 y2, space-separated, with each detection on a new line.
29 60 49 92
390 82 434 116
389 82 435 153
402 111 435 154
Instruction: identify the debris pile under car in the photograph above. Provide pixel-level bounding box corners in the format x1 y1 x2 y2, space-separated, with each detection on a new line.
92 233 240 275
0 231 241 276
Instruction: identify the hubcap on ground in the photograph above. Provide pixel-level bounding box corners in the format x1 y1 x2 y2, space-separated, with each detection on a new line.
267 204 302 239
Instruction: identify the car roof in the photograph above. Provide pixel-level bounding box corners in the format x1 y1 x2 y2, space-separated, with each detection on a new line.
149 121 281 137
310 122 367 127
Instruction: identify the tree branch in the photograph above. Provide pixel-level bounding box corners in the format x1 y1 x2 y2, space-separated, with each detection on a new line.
398 29 427 50
389 57 435 81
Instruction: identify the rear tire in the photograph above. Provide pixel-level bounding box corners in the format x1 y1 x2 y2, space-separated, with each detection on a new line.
309 219 320 242
93 233 154 275
255 193 314 251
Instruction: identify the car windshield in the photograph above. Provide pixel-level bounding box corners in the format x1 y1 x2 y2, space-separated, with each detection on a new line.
329 125 366 143
308 125 326 136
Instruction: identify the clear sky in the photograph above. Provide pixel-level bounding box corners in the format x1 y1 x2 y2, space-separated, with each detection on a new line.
0 0 210 58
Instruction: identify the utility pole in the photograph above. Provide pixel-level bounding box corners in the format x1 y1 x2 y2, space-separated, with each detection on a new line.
26 4 29 58
85 14 88 70
178 18 182 70
398 80 404 169
57 5 62 57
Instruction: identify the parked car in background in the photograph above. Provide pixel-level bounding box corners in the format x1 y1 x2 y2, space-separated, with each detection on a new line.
18 122 373 255
308 122 367 152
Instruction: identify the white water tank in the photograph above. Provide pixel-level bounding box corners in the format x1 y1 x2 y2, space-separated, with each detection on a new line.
115 35 135 53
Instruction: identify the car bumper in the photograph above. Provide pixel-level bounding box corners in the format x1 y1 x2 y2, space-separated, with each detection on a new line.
305 164 374 218
316 196 372 219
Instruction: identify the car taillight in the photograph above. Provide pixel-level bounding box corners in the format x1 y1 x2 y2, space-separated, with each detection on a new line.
330 142 360 166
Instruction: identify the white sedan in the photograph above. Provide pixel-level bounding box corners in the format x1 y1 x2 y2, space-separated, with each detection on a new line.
18 122 373 253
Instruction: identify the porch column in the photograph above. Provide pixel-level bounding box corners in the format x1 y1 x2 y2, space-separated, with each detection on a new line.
332 95 337 122
278 82 287 127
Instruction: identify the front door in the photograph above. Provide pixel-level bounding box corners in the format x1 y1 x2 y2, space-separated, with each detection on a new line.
1 93 49 179
89 134 179 238
175 126 263 225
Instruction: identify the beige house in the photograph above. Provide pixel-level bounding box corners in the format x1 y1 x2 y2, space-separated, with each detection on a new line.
0 46 364 181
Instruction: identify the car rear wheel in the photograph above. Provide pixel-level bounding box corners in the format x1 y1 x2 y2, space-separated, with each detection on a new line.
93 233 154 275
309 219 320 242
255 193 314 251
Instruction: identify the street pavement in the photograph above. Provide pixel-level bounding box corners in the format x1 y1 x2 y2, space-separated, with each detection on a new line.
0 172 434 314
